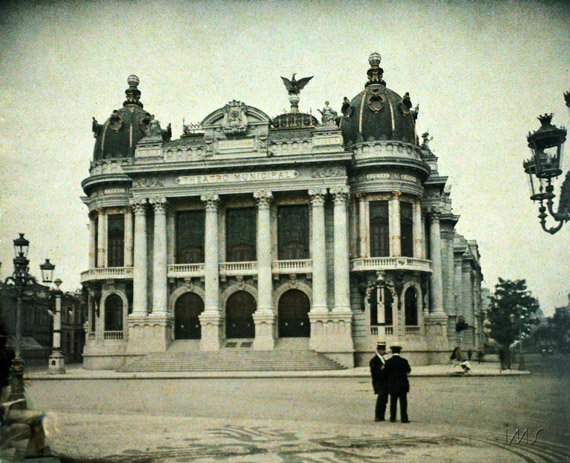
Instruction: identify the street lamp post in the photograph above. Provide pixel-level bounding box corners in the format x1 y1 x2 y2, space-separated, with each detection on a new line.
523 92 570 234
4 234 34 400
40 259 66 374
509 312 525 371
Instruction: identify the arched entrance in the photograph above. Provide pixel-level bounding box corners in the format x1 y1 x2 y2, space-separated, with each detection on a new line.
404 287 418 326
104 294 123 331
174 292 204 339
278 289 310 337
226 291 256 338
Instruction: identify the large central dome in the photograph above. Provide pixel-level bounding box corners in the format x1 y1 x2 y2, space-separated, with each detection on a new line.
340 53 418 145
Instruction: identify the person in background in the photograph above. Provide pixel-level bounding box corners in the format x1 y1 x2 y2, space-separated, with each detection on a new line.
369 342 389 422
385 344 411 423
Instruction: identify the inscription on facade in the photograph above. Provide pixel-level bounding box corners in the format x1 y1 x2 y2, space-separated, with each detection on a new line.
176 170 299 185
365 173 419 183
218 139 255 151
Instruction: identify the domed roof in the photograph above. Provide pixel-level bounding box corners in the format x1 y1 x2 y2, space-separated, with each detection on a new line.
340 53 418 145
92 75 155 161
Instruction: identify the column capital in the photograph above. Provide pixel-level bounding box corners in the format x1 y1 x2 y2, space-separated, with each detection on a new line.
95 207 105 215
253 190 273 208
331 186 350 204
201 193 220 211
309 188 327 206
130 199 148 215
150 196 168 214
391 191 402 200
428 206 443 221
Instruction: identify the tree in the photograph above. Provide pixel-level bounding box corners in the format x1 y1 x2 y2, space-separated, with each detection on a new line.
548 307 570 353
487 278 539 368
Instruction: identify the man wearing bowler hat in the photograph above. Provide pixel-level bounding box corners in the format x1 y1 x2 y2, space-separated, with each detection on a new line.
385 344 411 423
369 342 389 422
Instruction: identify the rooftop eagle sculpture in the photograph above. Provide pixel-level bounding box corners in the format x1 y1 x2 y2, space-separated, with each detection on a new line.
280 74 313 95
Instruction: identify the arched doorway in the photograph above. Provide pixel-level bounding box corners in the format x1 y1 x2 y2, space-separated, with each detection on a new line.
174 292 204 339
104 294 123 331
226 291 256 338
404 287 418 326
278 289 310 337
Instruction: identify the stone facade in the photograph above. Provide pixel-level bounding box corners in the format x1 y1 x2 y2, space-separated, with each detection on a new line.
81 57 484 369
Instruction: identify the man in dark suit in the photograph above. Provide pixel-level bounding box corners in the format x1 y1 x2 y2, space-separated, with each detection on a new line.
369 342 389 422
385 344 411 423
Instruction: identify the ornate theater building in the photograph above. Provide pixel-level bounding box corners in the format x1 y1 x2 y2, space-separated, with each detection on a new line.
81 53 484 370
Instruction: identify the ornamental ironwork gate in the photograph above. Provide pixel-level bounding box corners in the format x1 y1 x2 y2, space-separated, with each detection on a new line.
278 289 310 337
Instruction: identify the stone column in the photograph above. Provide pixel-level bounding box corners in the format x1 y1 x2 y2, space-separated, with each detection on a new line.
429 210 444 314
151 197 168 315
253 190 275 350
96 208 106 268
413 199 423 259
131 200 148 315
309 188 328 313
358 194 368 258
389 191 401 257
124 207 134 267
332 186 351 313
89 213 96 269
199 193 223 351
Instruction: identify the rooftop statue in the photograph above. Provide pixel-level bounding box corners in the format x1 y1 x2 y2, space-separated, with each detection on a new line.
280 73 313 95
341 97 353 120
421 131 433 150
318 101 338 126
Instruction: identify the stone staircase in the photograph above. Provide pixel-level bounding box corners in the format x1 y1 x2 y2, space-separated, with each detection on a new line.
120 340 345 372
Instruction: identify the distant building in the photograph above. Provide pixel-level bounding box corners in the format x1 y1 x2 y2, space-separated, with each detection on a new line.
0 281 86 363
81 53 485 370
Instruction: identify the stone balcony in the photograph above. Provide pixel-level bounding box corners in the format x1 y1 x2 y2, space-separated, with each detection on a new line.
219 261 258 277
272 259 312 277
351 257 432 273
80 267 134 283
167 263 205 278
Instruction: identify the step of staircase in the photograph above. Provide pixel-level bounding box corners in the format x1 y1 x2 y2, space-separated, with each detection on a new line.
119 348 345 372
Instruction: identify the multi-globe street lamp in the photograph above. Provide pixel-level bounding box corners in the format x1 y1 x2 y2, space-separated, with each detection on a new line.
523 91 570 234
3 233 34 400
39 259 66 374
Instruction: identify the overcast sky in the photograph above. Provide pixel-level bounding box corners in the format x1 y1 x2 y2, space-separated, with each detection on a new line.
0 0 568 315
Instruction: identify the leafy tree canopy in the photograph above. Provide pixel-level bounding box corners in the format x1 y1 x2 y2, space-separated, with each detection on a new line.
488 278 539 348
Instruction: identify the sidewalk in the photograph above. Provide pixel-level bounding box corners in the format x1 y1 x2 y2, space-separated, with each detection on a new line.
26 362 529 380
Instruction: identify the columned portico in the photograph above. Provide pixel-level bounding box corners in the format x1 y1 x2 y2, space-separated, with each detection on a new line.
151 197 168 315
389 191 401 257
309 188 328 314
200 193 223 351
131 200 148 315
96 208 106 267
332 186 351 313
253 190 276 350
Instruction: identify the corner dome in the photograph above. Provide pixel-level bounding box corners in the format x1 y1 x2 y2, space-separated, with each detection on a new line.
92 75 156 161
340 53 418 145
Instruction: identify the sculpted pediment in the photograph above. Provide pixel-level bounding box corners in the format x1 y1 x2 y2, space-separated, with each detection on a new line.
201 101 271 132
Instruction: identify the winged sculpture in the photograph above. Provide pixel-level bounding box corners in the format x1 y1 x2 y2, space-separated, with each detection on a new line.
280 74 313 95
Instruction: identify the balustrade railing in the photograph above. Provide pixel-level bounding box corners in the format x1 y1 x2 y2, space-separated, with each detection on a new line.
385 326 394 335
220 262 258 275
404 326 421 335
103 331 124 340
80 267 134 283
272 259 312 274
351 257 432 272
167 263 205 278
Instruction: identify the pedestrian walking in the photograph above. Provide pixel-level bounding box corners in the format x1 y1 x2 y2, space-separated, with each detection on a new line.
385 344 411 423
369 342 389 422
467 349 472 361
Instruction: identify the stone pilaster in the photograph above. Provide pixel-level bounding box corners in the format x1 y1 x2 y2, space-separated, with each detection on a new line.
309 188 328 313
131 200 148 315
428 210 444 314
358 194 368 258
150 197 168 316
89 213 96 269
253 190 275 350
389 191 401 257
413 200 423 259
124 207 133 267
200 193 222 351
332 186 351 314
96 208 106 268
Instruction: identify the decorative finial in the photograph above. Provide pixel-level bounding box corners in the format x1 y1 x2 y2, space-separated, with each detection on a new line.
124 74 143 108
280 74 313 113
538 113 554 127
366 52 385 87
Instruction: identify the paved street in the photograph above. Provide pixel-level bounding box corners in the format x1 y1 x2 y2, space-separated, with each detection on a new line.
21 356 569 462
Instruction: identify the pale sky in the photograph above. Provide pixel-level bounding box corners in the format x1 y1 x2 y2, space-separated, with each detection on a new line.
0 0 568 315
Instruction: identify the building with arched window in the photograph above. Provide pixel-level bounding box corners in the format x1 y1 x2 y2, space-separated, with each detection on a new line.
81 54 484 370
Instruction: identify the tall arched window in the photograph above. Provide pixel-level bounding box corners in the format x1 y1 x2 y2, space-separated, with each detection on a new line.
404 287 418 326
370 201 389 257
104 294 123 331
